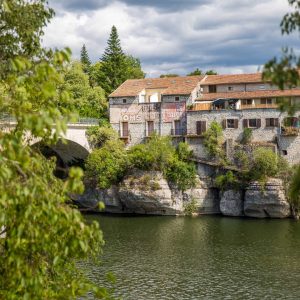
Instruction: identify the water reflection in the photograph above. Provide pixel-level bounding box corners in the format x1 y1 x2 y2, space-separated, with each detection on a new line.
84 215 300 300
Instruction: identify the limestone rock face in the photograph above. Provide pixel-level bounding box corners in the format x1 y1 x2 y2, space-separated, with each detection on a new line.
183 178 220 214
118 170 182 215
220 190 243 217
244 178 290 218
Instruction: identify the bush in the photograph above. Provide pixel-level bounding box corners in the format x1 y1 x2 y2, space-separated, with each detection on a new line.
203 121 225 160
250 148 279 182
184 198 198 216
166 160 196 191
85 140 128 188
241 128 253 144
288 165 300 217
215 171 238 191
176 142 193 161
234 149 250 171
86 125 118 149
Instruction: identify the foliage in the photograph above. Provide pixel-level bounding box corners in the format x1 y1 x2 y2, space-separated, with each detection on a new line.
85 140 128 189
184 198 198 216
159 74 179 78
250 148 279 183
215 171 239 191
176 142 193 161
288 165 300 216
61 61 107 118
166 160 196 191
241 128 253 144
86 125 118 149
203 121 225 160
80 44 91 73
234 149 250 171
97 26 144 95
187 69 218 76
0 1 109 298
263 0 300 107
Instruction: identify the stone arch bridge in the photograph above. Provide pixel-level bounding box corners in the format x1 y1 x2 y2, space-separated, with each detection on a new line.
2 118 97 168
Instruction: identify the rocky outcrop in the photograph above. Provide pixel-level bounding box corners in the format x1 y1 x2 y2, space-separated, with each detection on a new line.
244 179 290 218
220 190 243 217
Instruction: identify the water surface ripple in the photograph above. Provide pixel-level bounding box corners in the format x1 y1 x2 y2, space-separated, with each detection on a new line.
83 215 300 299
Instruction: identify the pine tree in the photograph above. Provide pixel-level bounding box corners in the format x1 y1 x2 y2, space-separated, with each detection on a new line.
99 25 127 95
80 44 91 73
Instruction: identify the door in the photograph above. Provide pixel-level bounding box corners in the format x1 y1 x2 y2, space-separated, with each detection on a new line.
147 121 154 136
174 120 181 135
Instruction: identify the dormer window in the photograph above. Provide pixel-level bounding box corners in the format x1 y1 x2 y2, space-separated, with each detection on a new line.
122 98 127 104
175 96 180 101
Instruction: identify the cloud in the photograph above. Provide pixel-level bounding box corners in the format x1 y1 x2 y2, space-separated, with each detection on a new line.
44 0 299 77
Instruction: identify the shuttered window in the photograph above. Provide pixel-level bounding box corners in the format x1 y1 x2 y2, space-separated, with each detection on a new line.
243 119 261 128
196 121 207 135
223 119 239 129
266 118 279 127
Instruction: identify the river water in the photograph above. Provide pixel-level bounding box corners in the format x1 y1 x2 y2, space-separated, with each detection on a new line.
84 215 300 299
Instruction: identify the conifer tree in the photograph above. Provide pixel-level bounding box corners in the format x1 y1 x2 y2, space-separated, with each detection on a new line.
98 25 144 95
80 43 91 73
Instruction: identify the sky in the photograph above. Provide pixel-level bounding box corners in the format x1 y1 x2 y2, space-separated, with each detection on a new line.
44 0 299 77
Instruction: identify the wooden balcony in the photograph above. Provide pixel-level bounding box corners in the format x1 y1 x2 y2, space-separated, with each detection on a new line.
188 103 212 111
240 103 278 110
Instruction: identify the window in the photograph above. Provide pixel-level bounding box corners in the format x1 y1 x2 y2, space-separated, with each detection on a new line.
196 121 207 135
228 86 233 91
122 98 127 104
209 85 217 93
249 119 257 128
266 118 279 127
223 119 238 129
261 98 272 105
282 150 288 156
175 96 180 101
242 99 252 105
122 122 129 137
147 121 154 136
243 119 261 128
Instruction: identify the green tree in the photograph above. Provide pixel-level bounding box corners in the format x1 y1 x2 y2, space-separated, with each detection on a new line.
0 1 108 298
85 140 128 189
205 70 218 75
80 43 91 73
86 125 118 149
203 121 225 161
187 68 202 76
98 26 144 95
160 74 179 78
62 61 107 118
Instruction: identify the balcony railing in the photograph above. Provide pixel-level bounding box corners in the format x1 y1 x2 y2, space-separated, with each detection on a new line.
171 128 186 136
240 103 278 110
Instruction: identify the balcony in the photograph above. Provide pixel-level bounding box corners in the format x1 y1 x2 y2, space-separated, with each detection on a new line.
171 128 186 136
185 131 205 138
241 103 278 110
119 130 130 139
280 127 300 136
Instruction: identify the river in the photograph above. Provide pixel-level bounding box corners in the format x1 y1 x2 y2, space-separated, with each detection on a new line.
83 215 300 299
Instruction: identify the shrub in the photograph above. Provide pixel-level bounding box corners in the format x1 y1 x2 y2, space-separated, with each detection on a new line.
203 121 225 160
184 198 198 216
215 171 238 191
250 147 279 182
166 160 196 191
241 128 253 144
288 165 300 217
234 149 250 171
85 140 128 188
176 142 193 161
86 125 118 149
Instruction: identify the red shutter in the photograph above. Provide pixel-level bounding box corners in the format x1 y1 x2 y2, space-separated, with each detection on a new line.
243 119 248 128
234 119 239 129
257 119 261 128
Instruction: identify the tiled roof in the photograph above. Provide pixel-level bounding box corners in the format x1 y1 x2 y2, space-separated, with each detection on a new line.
196 89 300 101
200 73 266 85
109 76 203 97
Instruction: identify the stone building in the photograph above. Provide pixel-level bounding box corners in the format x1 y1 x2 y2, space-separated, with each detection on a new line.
109 73 300 165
